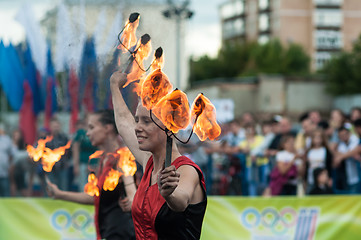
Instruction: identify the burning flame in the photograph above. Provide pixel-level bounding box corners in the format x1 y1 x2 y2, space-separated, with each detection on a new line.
117 13 140 52
150 47 164 72
26 136 53 162
140 69 173 110
41 141 72 172
84 173 100 196
191 94 221 141
125 38 152 88
103 169 122 191
89 150 104 160
152 89 190 133
116 147 137 176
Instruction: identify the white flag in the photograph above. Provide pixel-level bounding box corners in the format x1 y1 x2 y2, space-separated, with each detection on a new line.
15 3 47 76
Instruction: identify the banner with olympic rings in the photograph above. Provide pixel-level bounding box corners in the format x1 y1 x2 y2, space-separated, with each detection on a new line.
1 196 361 240
0 198 95 240
201 196 361 240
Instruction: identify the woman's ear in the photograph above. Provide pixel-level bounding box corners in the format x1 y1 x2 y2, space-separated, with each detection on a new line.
105 124 114 134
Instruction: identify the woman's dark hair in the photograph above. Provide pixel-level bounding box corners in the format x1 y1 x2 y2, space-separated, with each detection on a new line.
94 109 118 134
278 133 294 150
313 167 326 187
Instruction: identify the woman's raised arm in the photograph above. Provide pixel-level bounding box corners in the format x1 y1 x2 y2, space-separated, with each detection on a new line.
110 71 151 168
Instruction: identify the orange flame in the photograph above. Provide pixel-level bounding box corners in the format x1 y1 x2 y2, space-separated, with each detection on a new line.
41 141 71 172
191 94 221 141
152 89 190 133
89 150 104 160
125 39 152 88
84 173 99 196
116 147 137 176
103 169 122 191
140 69 173 110
150 49 164 72
117 16 140 53
26 136 53 162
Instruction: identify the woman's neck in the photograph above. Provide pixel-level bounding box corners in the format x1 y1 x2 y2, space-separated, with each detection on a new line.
99 135 120 154
152 141 181 172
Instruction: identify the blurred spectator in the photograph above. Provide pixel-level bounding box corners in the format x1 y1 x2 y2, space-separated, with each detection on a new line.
329 109 346 152
305 129 333 193
309 110 322 125
295 113 317 154
318 120 334 140
72 119 97 191
269 134 303 196
333 125 360 194
350 107 361 123
309 167 334 195
222 119 245 147
0 123 16 197
266 117 295 157
9 129 31 196
46 117 71 191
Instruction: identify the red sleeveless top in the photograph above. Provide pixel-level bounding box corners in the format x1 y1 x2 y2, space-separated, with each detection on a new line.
131 156 207 240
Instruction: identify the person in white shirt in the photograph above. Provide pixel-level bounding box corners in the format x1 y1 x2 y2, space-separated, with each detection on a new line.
0 124 16 197
334 125 360 194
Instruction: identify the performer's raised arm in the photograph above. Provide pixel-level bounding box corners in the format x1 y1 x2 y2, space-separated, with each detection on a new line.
110 71 151 169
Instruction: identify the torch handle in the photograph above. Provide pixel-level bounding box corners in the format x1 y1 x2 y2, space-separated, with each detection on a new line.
165 135 173 168
122 54 135 74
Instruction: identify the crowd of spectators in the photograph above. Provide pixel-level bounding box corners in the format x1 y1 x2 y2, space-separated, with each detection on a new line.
181 107 361 196
1 107 361 197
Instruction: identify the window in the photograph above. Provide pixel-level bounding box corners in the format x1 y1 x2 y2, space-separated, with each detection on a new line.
223 18 245 39
314 9 342 27
258 34 270 44
315 52 332 70
259 13 270 31
220 1 245 19
259 0 270 10
315 30 343 49
313 0 342 6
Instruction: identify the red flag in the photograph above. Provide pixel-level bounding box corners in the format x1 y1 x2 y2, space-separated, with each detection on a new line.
83 78 94 112
69 68 79 134
19 81 37 145
44 78 52 129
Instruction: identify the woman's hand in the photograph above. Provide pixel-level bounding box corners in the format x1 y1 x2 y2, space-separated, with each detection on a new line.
110 70 128 89
118 197 132 212
158 165 180 198
46 181 62 199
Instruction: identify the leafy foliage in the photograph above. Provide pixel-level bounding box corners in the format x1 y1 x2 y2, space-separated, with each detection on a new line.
189 39 310 84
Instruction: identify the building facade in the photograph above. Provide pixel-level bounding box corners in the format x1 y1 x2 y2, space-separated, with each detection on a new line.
219 0 361 70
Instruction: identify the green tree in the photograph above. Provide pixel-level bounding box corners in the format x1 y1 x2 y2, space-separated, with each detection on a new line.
323 35 361 96
189 39 310 83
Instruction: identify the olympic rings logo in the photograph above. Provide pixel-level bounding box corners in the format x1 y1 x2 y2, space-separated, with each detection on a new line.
240 207 298 235
51 209 95 238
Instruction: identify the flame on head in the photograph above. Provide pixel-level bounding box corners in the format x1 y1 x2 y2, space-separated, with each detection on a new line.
26 136 53 162
152 89 191 133
84 173 99 196
103 169 122 191
117 13 140 53
190 94 221 141
140 69 173 110
41 141 71 172
116 147 137 176
124 34 152 88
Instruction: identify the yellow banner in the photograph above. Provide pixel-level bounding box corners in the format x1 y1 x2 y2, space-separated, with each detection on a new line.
201 196 361 240
1 196 361 240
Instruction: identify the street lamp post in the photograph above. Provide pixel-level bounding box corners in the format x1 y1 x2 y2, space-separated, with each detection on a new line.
162 0 193 89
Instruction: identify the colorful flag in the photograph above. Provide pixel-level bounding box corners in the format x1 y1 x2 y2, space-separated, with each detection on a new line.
44 46 57 128
19 81 37 145
68 67 79 134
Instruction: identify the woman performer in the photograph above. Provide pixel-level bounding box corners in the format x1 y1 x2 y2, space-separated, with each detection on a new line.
110 71 207 240
47 110 136 240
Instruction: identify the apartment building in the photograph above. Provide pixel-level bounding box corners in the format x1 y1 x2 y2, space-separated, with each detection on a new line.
220 0 361 70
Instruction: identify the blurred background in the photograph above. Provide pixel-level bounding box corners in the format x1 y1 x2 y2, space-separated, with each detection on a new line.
1 0 361 239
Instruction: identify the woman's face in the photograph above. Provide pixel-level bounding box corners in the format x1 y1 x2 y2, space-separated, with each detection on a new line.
135 104 166 152
86 114 108 147
312 132 323 147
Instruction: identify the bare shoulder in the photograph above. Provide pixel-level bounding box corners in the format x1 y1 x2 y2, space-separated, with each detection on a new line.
177 164 200 183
